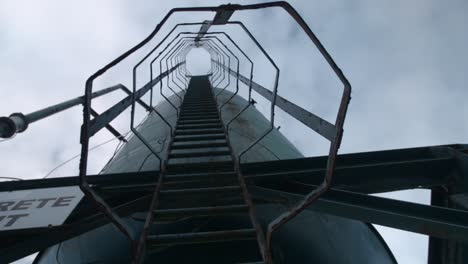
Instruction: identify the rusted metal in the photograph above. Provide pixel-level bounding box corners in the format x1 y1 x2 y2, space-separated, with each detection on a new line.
194 20 212 43
212 7 236 25
159 29 255 131
89 108 127 142
206 22 281 173
220 66 337 141
251 185 468 242
88 65 181 138
76 2 352 263
203 38 241 114
208 79 268 262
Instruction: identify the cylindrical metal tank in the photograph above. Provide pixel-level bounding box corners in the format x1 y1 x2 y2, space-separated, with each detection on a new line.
36 88 396 263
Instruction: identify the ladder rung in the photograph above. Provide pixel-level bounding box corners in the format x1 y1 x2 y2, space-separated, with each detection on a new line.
180 111 218 119
180 110 218 115
171 140 227 149
183 100 215 103
154 204 248 218
177 123 221 130
171 146 229 153
179 110 218 118
185 98 213 102
183 100 215 104
147 229 257 246
160 186 241 197
169 149 231 159
181 105 217 109
165 171 237 182
139 78 264 261
180 107 218 116
167 160 233 172
175 128 224 136
173 134 226 142
181 103 216 109
179 113 219 119
184 99 212 102
179 115 219 120
182 103 215 107
182 103 214 106
178 119 220 125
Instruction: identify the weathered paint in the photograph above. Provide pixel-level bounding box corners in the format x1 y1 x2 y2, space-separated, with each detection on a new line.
37 88 395 263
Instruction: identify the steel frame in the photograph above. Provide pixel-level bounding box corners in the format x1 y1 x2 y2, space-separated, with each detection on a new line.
4 2 464 264
0 144 466 262
2 2 353 263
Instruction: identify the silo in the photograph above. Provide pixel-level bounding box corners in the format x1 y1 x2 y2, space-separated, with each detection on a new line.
35 76 395 263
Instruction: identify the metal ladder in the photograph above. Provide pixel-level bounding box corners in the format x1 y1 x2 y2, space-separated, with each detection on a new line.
136 75 266 263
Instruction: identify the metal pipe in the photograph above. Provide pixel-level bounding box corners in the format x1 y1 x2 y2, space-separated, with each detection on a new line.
0 84 122 138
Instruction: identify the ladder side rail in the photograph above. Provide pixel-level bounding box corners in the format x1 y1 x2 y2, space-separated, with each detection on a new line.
204 21 279 168
79 8 207 255
213 14 351 262
79 64 182 259
134 59 196 263
240 3 352 258
131 38 200 174
194 31 255 130
208 81 268 262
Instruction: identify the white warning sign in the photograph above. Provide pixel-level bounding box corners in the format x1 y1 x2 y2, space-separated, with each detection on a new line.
0 186 83 230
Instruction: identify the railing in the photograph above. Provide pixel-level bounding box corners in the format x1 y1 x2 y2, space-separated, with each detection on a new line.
181 4 352 263
0 84 140 139
1 2 351 263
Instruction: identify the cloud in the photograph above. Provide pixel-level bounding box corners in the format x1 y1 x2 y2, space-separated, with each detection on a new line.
1 1 467 263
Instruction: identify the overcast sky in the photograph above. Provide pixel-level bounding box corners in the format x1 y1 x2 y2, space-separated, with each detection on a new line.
1 0 467 263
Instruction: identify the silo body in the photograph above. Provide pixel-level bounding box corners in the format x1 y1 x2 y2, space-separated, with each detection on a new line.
36 87 395 263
